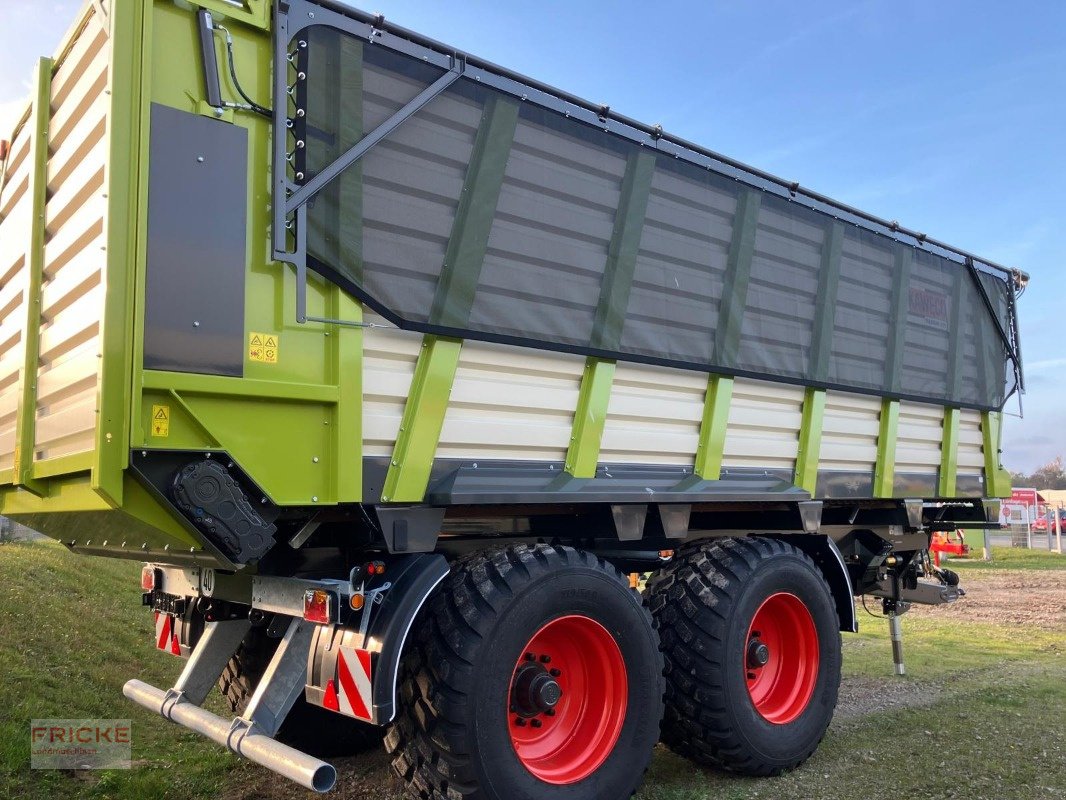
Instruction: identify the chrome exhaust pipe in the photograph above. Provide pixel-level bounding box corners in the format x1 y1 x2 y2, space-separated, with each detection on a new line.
124 679 336 793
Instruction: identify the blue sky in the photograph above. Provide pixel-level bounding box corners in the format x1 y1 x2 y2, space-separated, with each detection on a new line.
1 0 1063 471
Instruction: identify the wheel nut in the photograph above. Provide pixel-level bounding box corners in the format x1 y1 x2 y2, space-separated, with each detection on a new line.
525 652 535 661
530 719 542 728
539 654 551 664
545 709 555 717
747 638 770 668
549 668 561 677
514 717 526 726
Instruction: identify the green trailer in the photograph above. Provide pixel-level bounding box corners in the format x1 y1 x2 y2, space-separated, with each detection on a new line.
0 1 1026 798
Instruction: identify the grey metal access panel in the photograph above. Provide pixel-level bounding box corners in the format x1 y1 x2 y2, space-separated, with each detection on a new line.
145 104 248 377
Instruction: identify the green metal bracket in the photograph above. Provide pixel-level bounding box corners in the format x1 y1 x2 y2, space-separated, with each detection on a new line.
12 58 53 497
713 187 761 366
431 93 520 326
694 375 734 480
564 358 616 478
809 220 844 382
939 407 960 497
794 387 826 495
886 246 912 393
591 149 657 350
381 336 462 503
981 411 1012 498
873 398 900 498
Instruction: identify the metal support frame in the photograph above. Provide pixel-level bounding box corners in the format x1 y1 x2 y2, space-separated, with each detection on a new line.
273 0 466 328
873 398 900 498
565 358 617 478
694 375 733 480
794 388 826 495
12 58 52 496
123 616 335 793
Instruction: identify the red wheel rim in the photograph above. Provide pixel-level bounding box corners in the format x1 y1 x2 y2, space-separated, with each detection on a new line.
744 592 819 724
508 615 627 784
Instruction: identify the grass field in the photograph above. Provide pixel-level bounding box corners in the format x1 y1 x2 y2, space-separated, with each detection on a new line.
0 541 1062 800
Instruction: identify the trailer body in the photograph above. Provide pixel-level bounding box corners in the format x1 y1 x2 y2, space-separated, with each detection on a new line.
0 1 1025 798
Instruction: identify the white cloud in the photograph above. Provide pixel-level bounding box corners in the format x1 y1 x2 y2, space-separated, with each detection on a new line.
0 97 29 141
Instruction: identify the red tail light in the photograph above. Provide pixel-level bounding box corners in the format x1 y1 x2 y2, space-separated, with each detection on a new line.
141 565 157 591
303 589 334 624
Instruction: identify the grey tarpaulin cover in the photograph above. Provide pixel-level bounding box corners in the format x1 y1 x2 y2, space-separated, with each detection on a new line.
297 26 1013 411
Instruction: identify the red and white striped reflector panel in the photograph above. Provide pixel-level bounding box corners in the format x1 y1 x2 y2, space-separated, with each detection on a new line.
153 612 182 656
323 646 373 722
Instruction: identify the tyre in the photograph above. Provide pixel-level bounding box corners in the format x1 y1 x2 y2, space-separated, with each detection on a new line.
647 536 841 776
219 626 383 758
386 543 664 800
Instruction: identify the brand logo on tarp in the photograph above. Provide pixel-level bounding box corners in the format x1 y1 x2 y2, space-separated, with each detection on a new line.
908 287 949 328
31 720 132 770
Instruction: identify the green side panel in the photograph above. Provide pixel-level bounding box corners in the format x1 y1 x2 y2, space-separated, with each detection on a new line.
713 188 762 366
939 407 960 497
96 0 152 506
885 247 912 393
809 221 844 382
794 388 826 494
122 3 364 508
382 337 463 503
565 358 617 478
873 398 900 498
694 375 734 480
591 150 657 351
12 58 51 497
982 411 1012 498
430 94 520 326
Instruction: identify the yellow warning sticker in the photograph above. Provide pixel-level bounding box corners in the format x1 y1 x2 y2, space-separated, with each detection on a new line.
151 405 170 438
249 331 279 364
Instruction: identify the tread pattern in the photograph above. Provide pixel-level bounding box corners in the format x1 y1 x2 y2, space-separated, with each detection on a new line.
385 543 661 800
646 536 839 776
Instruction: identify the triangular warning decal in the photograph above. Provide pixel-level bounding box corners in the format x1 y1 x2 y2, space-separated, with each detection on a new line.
250 334 264 346
154 407 169 420
264 336 277 347
323 679 340 711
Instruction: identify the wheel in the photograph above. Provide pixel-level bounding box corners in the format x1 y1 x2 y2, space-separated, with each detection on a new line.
219 626 384 758
647 537 841 776
386 543 664 800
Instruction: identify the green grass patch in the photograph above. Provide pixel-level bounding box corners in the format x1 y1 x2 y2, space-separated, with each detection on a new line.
948 545 1066 570
1 539 1062 800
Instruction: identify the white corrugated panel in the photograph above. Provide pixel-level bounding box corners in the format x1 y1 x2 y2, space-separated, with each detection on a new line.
958 408 985 474
600 362 704 465
32 3 110 461
362 315 421 457
896 401 944 473
0 114 32 470
437 341 585 462
820 390 881 472
722 377 804 470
